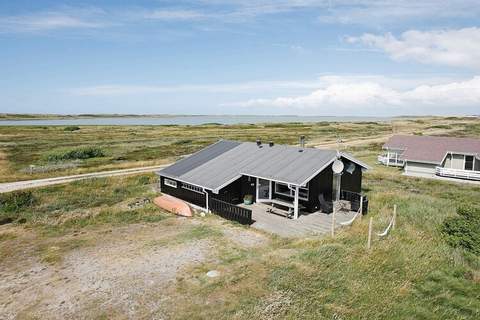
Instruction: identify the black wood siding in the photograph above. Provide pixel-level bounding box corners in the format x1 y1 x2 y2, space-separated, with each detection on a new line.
305 164 334 212
211 175 257 204
240 176 257 203
210 176 242 204
340 163 362 193
160 176 206 208
159 158 362 212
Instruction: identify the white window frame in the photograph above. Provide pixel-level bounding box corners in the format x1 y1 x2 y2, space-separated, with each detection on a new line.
182 182 203 194
164 178 177 188
274 182 309 201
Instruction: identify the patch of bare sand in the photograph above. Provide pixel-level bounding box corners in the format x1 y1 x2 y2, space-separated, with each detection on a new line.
0 221 213 319
222 226 269 247
0 216 271 319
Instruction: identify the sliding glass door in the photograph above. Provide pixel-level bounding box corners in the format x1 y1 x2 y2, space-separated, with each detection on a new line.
257 178 271 201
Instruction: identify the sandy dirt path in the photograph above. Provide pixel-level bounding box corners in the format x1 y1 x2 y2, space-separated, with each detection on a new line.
0 127 456 193
0 165 169 193
311 127 456 149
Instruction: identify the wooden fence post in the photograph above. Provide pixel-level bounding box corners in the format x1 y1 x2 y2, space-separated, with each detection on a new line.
392 204 397 230
331 206 336 237
359 195 363 220
367 217 373 250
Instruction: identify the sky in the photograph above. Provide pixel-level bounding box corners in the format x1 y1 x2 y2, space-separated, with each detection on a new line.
1 0 479 116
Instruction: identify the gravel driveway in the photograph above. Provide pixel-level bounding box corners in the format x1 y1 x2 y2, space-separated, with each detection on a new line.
0 165 169 193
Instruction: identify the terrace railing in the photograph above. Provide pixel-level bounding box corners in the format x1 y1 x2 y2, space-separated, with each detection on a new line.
377 155 404 167
210 198 253 225
435 167 480 181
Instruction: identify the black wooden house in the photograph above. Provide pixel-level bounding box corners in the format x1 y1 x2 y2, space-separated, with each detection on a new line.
157 139 369 222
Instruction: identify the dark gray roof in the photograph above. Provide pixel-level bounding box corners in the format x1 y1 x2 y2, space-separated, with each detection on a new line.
159 140 241 177
158 140 369 192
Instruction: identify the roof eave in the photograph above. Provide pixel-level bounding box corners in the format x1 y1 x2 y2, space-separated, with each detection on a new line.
405 159 441 165
157 173 214 191
339 152 371 170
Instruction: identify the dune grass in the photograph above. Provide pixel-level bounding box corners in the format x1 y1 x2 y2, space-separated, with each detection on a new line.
165 167 480 320
0 174 166 235
0 160 478 319
1 116 478 182
0 117 479 319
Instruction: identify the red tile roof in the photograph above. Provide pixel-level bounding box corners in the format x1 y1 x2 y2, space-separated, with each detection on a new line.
383 135 480 164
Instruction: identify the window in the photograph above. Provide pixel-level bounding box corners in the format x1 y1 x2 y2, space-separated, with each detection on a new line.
274 182 308 201
164 178 177 188
465 155 474 171
182 183 203 194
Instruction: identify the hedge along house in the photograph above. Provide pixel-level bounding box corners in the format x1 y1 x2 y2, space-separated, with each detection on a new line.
156 139 369 221
379 135 480 181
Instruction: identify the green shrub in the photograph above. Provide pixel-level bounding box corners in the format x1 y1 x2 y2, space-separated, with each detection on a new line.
428 124 452 129
441 205 480 255
64 126 80 131
173 139 194 145
0 191 36 213
45 147 105 162
137 175 151 185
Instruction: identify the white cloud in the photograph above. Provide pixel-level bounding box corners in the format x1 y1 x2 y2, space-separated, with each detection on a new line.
0 9 106 33
3 1 479 35
163 1 480 24
349 27 480 70
225 76 480 114
67 80 325 96
318 0 480 26
144 10 209 21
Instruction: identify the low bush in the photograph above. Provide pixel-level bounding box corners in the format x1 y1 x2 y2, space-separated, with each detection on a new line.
0 191 36 213
428 124 452 129
137 175 152 185
63 126 81 131
441 205 480 255
45 147 105 162
173 139 194 145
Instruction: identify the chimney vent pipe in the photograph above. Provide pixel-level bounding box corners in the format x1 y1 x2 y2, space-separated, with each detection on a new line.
299 135 305 148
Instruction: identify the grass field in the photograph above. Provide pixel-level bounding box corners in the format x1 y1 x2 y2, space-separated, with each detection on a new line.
0 116 478 183
1 116 479 319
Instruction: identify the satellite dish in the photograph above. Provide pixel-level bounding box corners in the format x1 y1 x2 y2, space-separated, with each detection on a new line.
332 159 344 174
346 162 356 174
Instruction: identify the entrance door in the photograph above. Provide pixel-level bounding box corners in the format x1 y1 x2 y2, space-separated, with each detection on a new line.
257 178 271 202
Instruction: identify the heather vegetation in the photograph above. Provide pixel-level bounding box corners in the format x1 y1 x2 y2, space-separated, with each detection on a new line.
0 116 479 183
44 146 105 162
442 205 480 255
0 117 479 319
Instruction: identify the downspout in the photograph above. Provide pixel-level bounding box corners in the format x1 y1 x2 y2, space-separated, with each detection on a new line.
203 188 209 213
288 184 300 220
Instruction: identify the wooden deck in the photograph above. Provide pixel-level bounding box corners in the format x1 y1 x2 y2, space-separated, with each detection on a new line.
240 203 357 237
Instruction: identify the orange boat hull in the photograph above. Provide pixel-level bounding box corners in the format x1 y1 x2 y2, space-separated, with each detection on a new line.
153 195 193 217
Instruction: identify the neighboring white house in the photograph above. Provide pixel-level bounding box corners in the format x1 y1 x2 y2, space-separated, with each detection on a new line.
379 135 480 181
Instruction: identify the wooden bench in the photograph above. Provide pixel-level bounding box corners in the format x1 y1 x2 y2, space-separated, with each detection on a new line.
265 198 299 219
